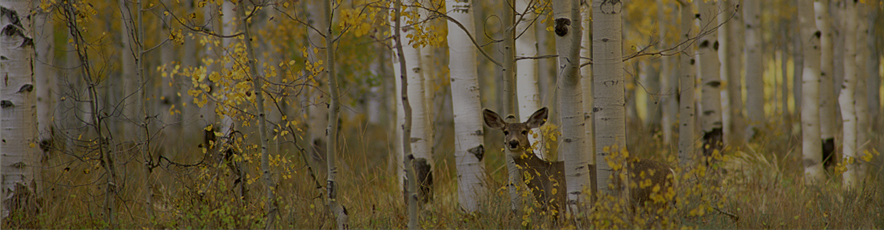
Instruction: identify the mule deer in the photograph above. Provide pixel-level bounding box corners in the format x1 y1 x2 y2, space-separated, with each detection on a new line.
483 107 674 216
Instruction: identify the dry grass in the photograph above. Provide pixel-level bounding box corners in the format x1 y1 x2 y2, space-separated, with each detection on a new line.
4 117 883 229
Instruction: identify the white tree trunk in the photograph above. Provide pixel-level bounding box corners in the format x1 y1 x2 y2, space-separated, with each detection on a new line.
592 0 625 197
393 1 418 227
744 0 764 131
34 6 54 160
501 0 523 213
854 2 870 178
418 3 436 177
390 0 427 198
580 0 595 200
515 0 544 159
677 0 697 168
814 0 837 169
659 0 677 145
1 0 38 219
697 0 724 158
554 0 588 211
798 0 824 184
406 10 431 204
840 0 859 189
445 0 488 212
120 0 138 139
867 0 880 128
720 0 745 146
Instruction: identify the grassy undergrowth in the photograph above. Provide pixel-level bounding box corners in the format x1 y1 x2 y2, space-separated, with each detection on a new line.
4 118 883 229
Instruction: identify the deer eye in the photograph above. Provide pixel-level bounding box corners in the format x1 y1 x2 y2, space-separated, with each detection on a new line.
521 130 529 135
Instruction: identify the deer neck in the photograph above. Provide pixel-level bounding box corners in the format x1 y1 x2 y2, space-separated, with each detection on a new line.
511 150 553 171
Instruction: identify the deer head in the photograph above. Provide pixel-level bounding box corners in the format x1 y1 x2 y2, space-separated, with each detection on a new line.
482 107 548 158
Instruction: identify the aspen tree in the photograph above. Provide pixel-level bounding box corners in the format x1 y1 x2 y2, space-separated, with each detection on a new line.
446 0 488 212
798 0 825 184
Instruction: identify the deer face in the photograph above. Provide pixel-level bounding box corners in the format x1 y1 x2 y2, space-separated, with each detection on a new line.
483 107 548 156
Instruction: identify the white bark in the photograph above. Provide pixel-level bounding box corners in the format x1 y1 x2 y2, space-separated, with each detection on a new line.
390 0 426 196
580 0 595 200
867 0 880 126
393 1 418 227
515 0 544 159
840 0 858 189
1 0 38 219
815 0 837 168
592 0 625 197
798 0 824 184
418 3 436 172
720 0 745 145
697 0 723 158
659 0 677 145
446 0 488 212
744 0 764 127
501 0 523 212
640 60 661 128
677 0 696 168
854 2 870 177
34 7 54 159
554 0 588 211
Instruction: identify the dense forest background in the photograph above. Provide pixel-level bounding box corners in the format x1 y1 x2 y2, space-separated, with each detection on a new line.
1 0 883 228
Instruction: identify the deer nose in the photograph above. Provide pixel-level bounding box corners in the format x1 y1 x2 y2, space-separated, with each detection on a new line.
508 140 520 150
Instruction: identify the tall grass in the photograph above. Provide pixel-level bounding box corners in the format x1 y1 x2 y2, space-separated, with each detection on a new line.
4 116 882 229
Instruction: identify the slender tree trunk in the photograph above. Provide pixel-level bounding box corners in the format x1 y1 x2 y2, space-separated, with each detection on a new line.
417 4 436 203
515 0 544 159
677 0 696 169
815 0 837 169
554 0 588 212
393 1 419 228
833 1 846 100
236 3 279 228
798 0 824 184
0 0 38 219
34 6 54 162
501 0 524 213
389 0 430 204
580 0 595 202
592 0 626 198
659 0 677 146
793 0 804 118
640 60 661 129
160 0 180 159
220 0 245 202
720 0 745 146
867 0 880 129
133 0 154 224
446 0 488 213
854 1 870 178
697 0 724 159
743 0 764 132
840 0 859 189
414 3 435 204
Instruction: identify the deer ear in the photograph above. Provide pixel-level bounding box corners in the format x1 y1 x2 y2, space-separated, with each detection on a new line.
526 107 548 129
483 109 506 129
